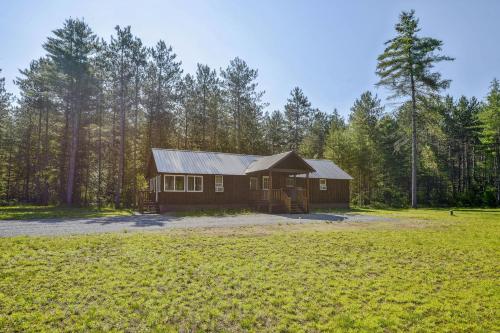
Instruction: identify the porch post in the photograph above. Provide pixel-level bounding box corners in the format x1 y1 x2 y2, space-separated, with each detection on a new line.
156 175 160 203
306 172 310 213
268 170 273 213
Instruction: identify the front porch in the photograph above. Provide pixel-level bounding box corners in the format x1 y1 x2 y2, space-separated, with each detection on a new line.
249 187 309 213
245 151 315 214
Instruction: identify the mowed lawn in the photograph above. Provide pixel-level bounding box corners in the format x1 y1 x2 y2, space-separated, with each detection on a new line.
0 209 498 332
0 205 133 220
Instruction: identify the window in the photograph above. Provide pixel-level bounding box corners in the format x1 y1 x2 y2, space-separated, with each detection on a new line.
164 175 185 192
187 175 203 192
215 175 224 192
262 176 269 190
286 176 295 187
176 176 186 191
320 179 327 191
249 177 258 190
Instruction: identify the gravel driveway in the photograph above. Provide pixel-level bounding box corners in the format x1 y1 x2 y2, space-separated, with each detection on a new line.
0 213 393 237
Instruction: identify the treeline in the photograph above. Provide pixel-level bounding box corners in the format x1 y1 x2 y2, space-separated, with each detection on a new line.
0 14 498 208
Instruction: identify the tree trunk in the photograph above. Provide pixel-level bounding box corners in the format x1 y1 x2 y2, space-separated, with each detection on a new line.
6 142 13 201
97 92 103 209
24 111 33 202
60 108 69 202
66 109 80 205
42 103 50 205
116 98 126 208
410 71 418 208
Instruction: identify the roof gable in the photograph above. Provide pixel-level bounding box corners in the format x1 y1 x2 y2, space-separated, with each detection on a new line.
245 151 315 174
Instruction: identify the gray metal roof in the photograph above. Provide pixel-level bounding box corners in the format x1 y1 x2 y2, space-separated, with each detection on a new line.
152 148 259 176
300 159 353 180
151 148 352 179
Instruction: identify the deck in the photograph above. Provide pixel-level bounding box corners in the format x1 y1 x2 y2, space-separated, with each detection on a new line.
249 188 309 213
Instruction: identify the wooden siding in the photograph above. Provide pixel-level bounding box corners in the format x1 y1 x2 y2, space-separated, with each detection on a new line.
155 173 349 208
157 174 250 205
296 178 350 204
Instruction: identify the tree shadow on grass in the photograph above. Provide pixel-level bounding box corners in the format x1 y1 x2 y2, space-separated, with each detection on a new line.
82 214 182 227
7 214 182 229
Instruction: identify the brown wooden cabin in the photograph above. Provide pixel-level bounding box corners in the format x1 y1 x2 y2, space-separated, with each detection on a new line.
140 149 352 214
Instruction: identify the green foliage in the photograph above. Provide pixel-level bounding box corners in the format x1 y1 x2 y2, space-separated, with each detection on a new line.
376 10 454 100
299 109 331 158
0 12 498 209
478 79 500 206
284 87 312 150
264 110 287 154
376 9 454 208
479 79 500 146
221 57 266 154
0 209 498 331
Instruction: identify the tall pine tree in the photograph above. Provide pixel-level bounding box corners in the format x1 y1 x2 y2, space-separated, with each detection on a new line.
376 10 453 208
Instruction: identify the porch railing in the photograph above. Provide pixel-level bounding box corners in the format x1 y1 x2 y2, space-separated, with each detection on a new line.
249 188 308 213
137 190 156 213
249 189 283 202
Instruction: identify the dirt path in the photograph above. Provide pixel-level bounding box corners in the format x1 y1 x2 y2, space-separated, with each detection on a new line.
0 213 395 237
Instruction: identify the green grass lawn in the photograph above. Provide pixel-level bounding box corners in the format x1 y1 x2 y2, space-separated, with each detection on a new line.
0 205 133 220
0 209 498 331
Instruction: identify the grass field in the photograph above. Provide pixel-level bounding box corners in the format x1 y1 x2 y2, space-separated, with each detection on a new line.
0 205 133 220
0 209 498 332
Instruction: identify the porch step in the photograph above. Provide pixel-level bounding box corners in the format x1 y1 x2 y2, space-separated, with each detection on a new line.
289 202 305 214
252 200 306 214
141 201 159 214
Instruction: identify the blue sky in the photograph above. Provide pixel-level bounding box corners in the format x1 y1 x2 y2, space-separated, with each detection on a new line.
1 0 499 117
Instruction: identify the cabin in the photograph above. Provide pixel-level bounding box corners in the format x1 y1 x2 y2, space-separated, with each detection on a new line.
140 148 352 214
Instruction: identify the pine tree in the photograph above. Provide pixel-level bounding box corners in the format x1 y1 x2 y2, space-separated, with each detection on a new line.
284 87 311 151
324 111 350 174
0 69 13 201
376 10 453 208
299 109 331 158
221 57 266 153
347 92 384 205
479 79 500 204
178 74 196 149
264 110 287 154
144 41 182 151
15 58 57 204
108 26 138 207
43 18 97 205
129 36 147 206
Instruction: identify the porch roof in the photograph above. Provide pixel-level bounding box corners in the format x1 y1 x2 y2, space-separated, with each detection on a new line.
244 151 315 174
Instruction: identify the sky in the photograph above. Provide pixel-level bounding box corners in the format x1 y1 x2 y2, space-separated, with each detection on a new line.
1 0 499 117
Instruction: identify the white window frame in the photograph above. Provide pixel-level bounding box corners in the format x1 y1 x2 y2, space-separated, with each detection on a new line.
187 175 203 192
319 178 327 191
164 175 186 192
286 175 295 188
215 175 224 192
249 177 258 190
262 176 270 190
